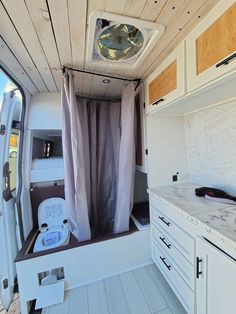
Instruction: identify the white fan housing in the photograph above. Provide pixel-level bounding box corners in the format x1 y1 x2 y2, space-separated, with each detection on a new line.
87 11 165 69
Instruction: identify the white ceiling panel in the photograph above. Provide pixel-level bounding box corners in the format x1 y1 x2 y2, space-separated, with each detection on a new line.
0 0 220 97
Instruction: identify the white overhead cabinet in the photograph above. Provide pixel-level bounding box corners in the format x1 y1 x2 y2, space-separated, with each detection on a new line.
145 42 185 114
186 0 236 92
196 237 236 314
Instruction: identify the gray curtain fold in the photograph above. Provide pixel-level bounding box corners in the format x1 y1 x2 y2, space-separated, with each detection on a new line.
114 82 136 233
61 73 135 240
61 71 91 241
78 99 121 235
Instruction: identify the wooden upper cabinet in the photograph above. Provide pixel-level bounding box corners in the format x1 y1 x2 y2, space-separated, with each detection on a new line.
145 42 185 114
186 0 236 92
196 3 236 75
149 61 177 105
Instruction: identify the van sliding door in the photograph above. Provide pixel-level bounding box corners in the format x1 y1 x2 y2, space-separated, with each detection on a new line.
0 85 23 311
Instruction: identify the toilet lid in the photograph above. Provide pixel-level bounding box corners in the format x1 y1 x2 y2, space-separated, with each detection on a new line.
38 197 67 231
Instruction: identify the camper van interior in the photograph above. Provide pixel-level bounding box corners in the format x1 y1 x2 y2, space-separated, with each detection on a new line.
0 0 236 313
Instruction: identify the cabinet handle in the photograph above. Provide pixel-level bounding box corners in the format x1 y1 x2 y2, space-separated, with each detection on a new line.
160 256 171 270
158 216 171 226
159 237 171 249
216 52 236 68
196 257 203 279
152 98 165 106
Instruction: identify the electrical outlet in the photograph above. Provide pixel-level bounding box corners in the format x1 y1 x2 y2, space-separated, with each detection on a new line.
172 175 178 182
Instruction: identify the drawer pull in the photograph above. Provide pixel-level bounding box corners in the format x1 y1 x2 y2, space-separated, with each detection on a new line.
196 257 203 279
158 216 171 226
152 98 165 106
160 256 171 270
159 237 171 249
216 52 236 68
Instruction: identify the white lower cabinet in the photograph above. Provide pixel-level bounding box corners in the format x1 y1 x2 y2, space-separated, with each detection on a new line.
152 242 194 313
150 200 195 313
150 197 236 314
196 237 236 314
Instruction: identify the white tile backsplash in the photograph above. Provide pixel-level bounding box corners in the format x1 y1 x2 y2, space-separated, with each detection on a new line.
184 100 236 195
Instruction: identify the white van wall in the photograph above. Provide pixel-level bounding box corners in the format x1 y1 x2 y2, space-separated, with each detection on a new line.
27 92 61 130
20 90 33 241
184 99 236 195
22 92 61 239
146 115 189 188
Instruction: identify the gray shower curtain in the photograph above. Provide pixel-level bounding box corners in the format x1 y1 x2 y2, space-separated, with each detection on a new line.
61 71 91 241
62 71 135 241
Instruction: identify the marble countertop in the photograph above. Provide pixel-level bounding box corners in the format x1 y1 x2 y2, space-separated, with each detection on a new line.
148 181 236 254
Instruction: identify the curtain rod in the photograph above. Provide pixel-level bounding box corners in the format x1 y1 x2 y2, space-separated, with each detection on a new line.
61 66 141 91
77 94 121 102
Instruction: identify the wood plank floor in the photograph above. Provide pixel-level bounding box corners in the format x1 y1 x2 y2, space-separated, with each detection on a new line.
43 264 186 314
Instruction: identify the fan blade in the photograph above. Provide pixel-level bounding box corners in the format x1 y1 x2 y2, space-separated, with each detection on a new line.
99 32 112 40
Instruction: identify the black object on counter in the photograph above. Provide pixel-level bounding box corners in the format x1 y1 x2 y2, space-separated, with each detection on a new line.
195 187 236 203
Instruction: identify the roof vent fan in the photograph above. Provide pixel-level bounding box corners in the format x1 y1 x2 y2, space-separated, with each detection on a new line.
87 12 165 69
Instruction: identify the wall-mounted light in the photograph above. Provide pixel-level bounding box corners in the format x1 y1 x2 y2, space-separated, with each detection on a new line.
42 10 50 21
103 79 111 83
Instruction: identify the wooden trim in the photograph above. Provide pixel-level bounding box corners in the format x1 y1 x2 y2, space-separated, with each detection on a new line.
135 93 143 166
148 60 177 105
15 223 138 263
196 3 236 75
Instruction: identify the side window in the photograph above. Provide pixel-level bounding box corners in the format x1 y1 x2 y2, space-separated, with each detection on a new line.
9 133 19 191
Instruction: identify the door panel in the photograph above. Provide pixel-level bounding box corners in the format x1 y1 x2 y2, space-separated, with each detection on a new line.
196 237 236 314
0 90 22 310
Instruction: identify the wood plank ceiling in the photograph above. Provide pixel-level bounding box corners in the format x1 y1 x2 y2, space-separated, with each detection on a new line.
0 0 220 98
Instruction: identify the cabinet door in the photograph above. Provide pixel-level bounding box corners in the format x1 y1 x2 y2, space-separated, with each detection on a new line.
196 237 236 314
186 0 236 92
145 41 185 114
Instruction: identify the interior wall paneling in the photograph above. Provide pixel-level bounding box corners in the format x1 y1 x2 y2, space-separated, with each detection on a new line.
0 2 47 92
1 0 57 92
25 0 62 91
68 0 87 68
105 0 127 15
139 0 168 22
88 0 106 16
0 0 220 97
184 100 236 195
123 0 148 18
47 0 72 67
0 38 38 95
69 0 88 93
137 0 220 78
146 116 189 188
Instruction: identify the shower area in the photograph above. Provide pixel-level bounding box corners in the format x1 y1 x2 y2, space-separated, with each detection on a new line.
61 70 149 242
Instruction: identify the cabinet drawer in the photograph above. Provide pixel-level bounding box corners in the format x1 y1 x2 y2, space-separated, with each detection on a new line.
151 205 194 264
151 224 194 290
152 242 194 314
186 0 236 92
